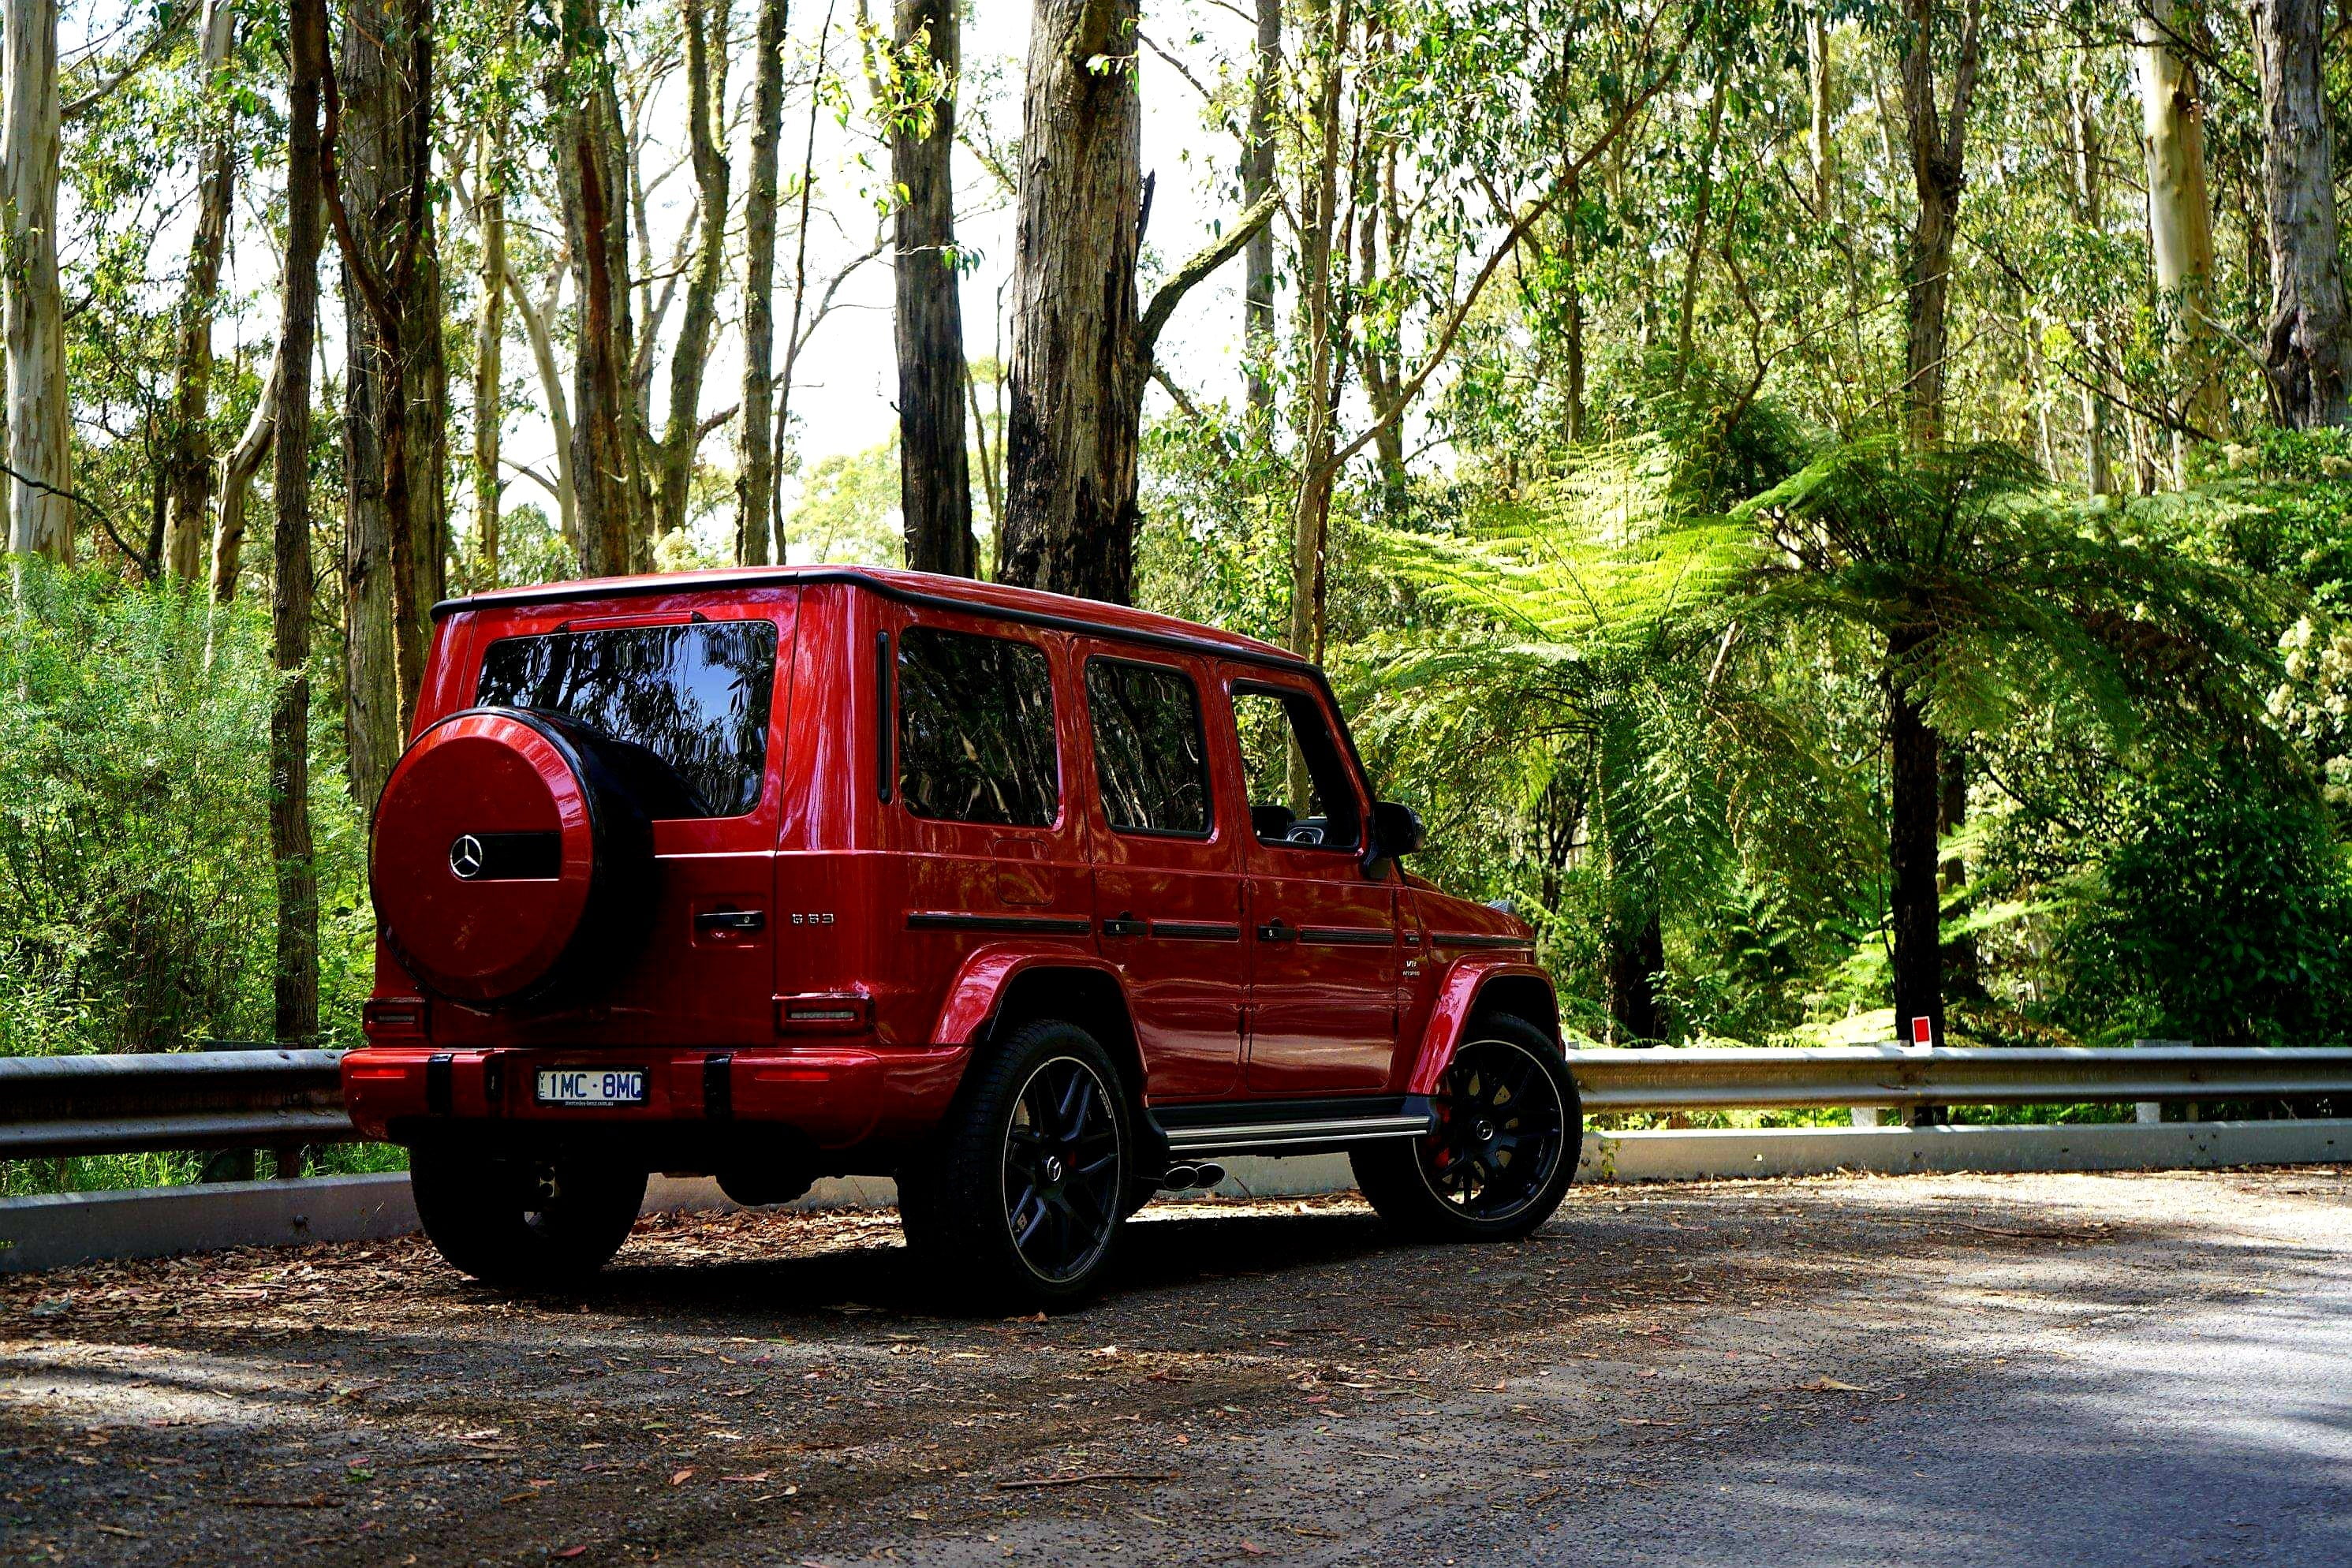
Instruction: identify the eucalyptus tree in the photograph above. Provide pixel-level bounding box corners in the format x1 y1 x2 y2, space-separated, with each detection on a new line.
4 0 72 561
161 0 243 584
653 0 733 544
2248 0 2348 427
738 0 791 565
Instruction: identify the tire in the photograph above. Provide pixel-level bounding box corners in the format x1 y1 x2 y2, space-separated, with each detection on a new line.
409 1146 647 1290
898 1020 1133 1311
1352 1012 1581 1242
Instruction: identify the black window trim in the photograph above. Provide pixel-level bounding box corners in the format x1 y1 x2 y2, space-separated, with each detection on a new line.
892 618 1066 830
1082 652 1217 843
1229 677 1366 855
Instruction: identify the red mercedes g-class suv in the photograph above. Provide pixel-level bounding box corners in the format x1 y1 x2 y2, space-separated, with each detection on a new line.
344 566 1581 1305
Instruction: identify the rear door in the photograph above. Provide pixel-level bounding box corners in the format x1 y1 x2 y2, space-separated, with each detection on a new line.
1223 673 1398 1095
1077 645 1245 1100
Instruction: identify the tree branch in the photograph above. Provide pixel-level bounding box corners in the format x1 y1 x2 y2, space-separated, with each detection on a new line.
1137 189 1279 365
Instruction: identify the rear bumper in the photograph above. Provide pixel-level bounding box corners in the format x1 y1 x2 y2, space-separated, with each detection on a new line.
342 1044 969 1159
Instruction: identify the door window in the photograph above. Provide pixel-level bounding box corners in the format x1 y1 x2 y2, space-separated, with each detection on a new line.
1229 686 1361 850
897 626 1061 826
1085 659 1212 837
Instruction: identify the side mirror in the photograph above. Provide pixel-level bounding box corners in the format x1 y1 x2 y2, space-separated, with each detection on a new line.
1371 800 1424 859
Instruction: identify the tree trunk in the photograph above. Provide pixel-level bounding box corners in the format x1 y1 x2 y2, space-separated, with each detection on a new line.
1895 0 1981 448
210 351 278 603
736 0 787 566
473 104 508 580
996 0 1142 602
1606 911 1665 1045
2134 1 2224 452
334 0 446 808
1674 86 1726 380
274 0 329 1047
892 0 975 576
2251 0 2350 427
2066 64 2115 496
507 268 577 544
654 0 732 545
3 0 73 562
1242 0 1279 416
1561 173 1583 444
162 0 240 584
1285 0 1348 661
1887 660 1943 1045
554 14 638 577
1808 13 1832 217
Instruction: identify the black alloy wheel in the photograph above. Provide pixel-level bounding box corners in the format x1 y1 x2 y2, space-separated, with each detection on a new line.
1418 1036 1569 1223
1350 1011 1581 1242
898 1018 1135 1309
1002 1055 1125 1284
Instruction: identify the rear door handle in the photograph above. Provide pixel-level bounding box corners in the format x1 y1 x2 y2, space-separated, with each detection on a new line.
1256 920 1297 943
1101 914 1147 939
696 909 767 934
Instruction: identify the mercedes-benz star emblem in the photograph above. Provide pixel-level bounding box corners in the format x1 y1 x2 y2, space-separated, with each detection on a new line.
449 834 487 879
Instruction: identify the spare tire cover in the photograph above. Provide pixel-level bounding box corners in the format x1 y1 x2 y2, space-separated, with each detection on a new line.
370 707 651 1006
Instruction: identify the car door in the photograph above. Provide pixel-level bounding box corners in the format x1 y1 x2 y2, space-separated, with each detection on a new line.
1077 645 1245 1101
1223 673 1398 1095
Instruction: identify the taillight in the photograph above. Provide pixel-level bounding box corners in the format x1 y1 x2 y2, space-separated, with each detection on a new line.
364 997 431 1040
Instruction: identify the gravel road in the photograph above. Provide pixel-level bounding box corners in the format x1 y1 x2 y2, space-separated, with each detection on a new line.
3 1168 2347 1567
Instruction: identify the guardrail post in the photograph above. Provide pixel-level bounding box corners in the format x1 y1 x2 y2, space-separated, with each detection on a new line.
2132 1040 2193 1126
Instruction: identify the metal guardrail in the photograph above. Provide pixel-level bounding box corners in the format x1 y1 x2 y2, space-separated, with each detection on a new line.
0 1049 356 1159
1559 1045 2352 1112
0 1045 2346 1163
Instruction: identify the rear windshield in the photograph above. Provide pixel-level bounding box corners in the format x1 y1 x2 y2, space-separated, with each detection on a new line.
476 620 778 818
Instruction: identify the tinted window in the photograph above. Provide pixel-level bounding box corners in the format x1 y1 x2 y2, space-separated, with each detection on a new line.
1086 659 1211 835
476 620 778 818
898 627 1060 826
1230 686 1361 849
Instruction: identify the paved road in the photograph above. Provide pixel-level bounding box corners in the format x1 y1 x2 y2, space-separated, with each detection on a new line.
2 1168 2347 1566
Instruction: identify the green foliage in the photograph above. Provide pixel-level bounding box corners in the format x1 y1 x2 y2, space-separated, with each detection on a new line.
2059 768 2352 1048
0 562 373 1057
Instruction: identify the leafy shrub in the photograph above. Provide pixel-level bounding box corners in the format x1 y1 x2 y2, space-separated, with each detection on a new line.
0 561 373 1056
2059 766 2352 1047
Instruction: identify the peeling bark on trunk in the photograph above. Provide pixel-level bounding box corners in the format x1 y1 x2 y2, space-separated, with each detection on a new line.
274 0 328 1046
2251 0 2350 427
554 28 639 577
655 0 732 543
1895 0 1981 449
891 0 975 576
1242 0 1279 416
4 0 73 562
1286 0 1348 660
162 0 240 584
736 0 787 566
334 0 446 808
473 106 507 578
997 0 1143 602
2134 1 2223 450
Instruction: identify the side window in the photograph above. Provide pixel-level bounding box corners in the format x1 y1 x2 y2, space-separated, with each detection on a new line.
1229 685 1361 850
897 625 1061 827
1086 659 1211 836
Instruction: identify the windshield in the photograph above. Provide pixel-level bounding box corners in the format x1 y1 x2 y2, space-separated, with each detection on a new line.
475 620 778 817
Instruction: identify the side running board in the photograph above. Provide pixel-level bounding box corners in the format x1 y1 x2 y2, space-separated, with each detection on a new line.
1150 1096 1435 1159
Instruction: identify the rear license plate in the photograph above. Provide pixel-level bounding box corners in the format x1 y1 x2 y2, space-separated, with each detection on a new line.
536 1069 648 1107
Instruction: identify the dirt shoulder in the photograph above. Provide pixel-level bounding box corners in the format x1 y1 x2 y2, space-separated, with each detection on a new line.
2 1168 2346 1566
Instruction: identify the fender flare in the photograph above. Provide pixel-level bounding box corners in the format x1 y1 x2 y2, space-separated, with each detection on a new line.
929 945 1137 1047
1403 958 1560 1095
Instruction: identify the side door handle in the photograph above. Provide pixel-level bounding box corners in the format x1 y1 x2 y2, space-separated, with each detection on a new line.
696 909 767 934
1101 913 1147 939
1256 920 1297 943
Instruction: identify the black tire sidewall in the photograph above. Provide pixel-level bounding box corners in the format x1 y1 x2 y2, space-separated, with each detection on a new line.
410 1145 647 1290
1354 1013 1582 1242
900 1020 1133 1310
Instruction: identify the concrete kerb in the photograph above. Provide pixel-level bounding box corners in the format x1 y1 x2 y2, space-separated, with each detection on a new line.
6 1120 2349 1274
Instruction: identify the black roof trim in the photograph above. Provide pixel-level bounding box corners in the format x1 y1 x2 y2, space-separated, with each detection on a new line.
431 568 1313 674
